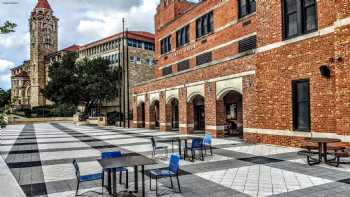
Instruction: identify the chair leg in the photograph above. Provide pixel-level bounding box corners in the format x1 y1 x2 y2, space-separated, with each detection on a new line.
75 180 80 197
201 149 204 161
102 173 104 197
149 175 152 191
210 146 213 156
126 171 129 189
176 175 181 193
170 176 174 188
156 176 158 196
192 150 195 161
119 171 122 184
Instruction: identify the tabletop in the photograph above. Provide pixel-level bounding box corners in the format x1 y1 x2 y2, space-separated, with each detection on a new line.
98 155 157 170
307 137 341 143
158 135 203 141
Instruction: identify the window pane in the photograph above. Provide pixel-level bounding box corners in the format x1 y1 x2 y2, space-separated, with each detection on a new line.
287 13 298 37
285 0 297 13
305 6 317 32
240 0 248 17
249 0 256 13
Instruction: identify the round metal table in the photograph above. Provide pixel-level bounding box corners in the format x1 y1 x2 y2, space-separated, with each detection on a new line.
307 137 341 164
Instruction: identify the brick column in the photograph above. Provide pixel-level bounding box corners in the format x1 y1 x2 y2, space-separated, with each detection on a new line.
205 82 225 137
132 96 139 128
179 87 193 134
159 91 170 131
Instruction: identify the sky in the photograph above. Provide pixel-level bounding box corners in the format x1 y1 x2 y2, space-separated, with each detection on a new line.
0 0 190 90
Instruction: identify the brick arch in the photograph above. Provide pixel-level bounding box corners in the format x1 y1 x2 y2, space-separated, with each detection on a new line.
217 87 243 101
187 92 205 103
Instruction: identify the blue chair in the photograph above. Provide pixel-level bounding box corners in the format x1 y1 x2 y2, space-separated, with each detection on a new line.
151 137 168 159
73 159 104 196
101 151 129 189
149 154 181 196
186 138 204 161
203 134 213 156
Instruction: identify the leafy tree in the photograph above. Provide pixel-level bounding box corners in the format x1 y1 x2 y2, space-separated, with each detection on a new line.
0 21 17 34
0 88 11 112
42 53 119 115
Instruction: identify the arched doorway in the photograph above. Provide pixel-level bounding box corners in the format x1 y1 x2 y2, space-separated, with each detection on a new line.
192 95 205 131
170 99 179 130
221 91 243 137
152 100 160 128
137 102 146 128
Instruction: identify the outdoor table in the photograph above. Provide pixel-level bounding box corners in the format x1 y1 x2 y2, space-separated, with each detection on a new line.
157 135 204 160
98 155 157 197
307 137 341 165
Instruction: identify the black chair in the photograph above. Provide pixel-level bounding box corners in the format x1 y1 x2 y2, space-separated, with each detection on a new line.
149 154 181 196
73 159 104 196
151 137 168 159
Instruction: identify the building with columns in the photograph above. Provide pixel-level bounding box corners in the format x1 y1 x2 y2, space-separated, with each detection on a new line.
132 0 350 147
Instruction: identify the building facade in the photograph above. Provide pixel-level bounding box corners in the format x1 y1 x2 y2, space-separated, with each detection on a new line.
78 31 155 117
132 0 350 147
11 0 58 109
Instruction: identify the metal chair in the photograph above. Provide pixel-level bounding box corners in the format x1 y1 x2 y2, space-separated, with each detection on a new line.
203 134 213 156
149 154 181 196
101 151 129 189
151 137 168 159
186 138 204 161
73 159 104 196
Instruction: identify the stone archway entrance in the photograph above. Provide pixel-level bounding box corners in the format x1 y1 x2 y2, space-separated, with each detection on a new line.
170 98 179 130
219 91 243 137
153 100 160 128
192 95 205 131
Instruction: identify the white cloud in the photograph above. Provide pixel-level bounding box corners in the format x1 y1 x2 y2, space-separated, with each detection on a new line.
0 59 15 72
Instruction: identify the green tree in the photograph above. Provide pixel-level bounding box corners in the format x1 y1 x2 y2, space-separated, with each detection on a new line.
0 88 11 112
42 53 118 114
0 21 17 34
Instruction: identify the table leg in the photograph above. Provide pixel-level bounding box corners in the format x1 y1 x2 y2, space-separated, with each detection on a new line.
318 142 323 161
112 170 117 197
323 142 328 162
134 166 138 193
178 139 182 157
184 139 188 160
172 140 174 153
142 165 145 197
108 169 112 194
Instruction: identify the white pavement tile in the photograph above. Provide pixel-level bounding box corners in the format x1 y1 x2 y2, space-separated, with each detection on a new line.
38 141 90 150
196 164 332 197
40 149 100 161
223 144 300 156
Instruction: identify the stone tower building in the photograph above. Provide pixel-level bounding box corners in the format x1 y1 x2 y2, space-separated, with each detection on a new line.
29 0 58 107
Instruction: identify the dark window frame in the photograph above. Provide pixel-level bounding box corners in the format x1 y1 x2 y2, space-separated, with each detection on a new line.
162 66 173 76
283 0 318 40
238 0 256 18
177 60 190 72
292 79 311 132
176 25 190 48
196 52 212 66
196 11 214 39
160 36 172 55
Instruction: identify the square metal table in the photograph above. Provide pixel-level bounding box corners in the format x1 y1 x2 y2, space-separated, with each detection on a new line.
98 155 157 197
157 135 204 160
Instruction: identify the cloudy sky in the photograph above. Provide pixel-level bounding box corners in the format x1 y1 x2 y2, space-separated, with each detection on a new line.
0 0 186 90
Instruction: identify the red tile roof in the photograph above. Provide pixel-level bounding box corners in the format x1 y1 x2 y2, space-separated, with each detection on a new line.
81 31 155 49
62 44 80 52
35 0 51 10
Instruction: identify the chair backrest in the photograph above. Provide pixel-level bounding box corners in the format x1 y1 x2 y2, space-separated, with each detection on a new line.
150 137 156 148
203 134 212 145
168 154 180 174
191 138 203 149
101 151 122 159
72 159 80 178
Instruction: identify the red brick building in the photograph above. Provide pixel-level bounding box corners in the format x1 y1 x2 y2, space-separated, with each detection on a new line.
131 0 350 147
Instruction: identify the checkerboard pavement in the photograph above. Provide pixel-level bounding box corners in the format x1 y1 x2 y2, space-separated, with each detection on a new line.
1 123 350 197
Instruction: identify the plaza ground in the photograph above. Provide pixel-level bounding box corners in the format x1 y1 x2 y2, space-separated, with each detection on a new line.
1 123 350 197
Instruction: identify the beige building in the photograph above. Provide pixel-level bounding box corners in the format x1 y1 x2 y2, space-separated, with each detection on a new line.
78 31 155 117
